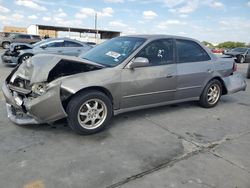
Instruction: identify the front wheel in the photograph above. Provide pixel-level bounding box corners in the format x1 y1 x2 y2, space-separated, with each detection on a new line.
2 42 10 49
66 90 113 135
199 79 222 108
19 54 33 64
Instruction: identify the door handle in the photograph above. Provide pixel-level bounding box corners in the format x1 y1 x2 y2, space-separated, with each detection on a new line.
57 50 63 53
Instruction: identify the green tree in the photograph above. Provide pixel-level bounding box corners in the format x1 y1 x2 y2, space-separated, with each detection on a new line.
202 41 214 48
217 41 246 49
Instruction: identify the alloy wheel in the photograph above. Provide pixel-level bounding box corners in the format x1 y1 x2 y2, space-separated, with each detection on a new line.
22 55 31 63
240 56 245 63
77 99 107 130
207 84 221 105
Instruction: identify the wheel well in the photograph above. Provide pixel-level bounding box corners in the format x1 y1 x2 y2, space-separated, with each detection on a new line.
2 41 10 47
61 86 113 111
18 53 33 64
2 41 10 44
210 77 227 95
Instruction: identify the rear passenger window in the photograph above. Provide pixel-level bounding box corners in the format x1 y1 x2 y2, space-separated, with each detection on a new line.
64 41 83 47
176 39 211 63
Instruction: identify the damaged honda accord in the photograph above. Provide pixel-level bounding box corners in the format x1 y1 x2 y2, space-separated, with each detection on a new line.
2 35 247 134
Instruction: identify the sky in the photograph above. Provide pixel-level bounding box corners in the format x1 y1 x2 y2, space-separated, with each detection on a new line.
0 0 250 44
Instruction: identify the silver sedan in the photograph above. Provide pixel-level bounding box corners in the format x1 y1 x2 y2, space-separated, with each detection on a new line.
1 38 92 65
2 35 247 134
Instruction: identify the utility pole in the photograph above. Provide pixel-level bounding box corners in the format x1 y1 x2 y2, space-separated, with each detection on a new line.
68 27 70 38
95 12 98 43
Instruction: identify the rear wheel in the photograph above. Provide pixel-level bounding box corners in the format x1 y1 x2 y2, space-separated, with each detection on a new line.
199 79 222 108
66 90 112 135
2 42 10 49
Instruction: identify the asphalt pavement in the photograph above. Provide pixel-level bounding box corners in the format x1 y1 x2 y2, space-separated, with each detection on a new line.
0 48 250 188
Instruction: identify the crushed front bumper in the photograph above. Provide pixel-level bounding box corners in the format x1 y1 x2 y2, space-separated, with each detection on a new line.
223 73 247 94
2 81 67 125
1 54 19 65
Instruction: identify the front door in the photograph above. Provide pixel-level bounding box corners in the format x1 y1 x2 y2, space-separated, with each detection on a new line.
63 41 85 56
120 39 177 109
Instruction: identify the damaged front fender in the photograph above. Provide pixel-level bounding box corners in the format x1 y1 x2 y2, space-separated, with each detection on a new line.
2 81 67 125
23 83 67 123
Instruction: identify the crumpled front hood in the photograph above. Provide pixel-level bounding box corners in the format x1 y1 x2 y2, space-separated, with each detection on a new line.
10 54 104 84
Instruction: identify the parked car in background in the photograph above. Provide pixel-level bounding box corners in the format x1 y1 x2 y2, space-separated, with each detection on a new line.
2 35 246 135
1 38 92 65
211 48 224 54
86 42 97 47
0 32 41 49
224 47 250 63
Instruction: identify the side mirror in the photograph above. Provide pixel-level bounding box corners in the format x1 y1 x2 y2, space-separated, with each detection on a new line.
128 57 149 69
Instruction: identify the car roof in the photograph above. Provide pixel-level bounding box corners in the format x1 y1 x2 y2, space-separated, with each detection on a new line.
121 34 197 41
42 37 84 44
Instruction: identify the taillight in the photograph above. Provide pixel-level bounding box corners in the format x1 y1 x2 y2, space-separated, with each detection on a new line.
233 63 237 72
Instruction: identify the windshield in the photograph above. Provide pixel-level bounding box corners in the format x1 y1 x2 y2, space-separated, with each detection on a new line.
80 37 146 67
232 48 247 53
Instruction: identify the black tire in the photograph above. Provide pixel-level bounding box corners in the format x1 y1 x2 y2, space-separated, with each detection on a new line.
19 54 33 64
199 79 222 108
237 55 245 64
247 64 250 79
66 90 113 135
2 42 10 49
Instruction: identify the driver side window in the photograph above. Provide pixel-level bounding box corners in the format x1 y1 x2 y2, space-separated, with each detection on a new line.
136 39 174 66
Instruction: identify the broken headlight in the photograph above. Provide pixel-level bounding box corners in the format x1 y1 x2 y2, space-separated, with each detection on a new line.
31 83 47 96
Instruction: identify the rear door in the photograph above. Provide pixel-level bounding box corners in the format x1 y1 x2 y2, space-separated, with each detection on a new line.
175 39 213 100
63 41 85 56
121 39 177 109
